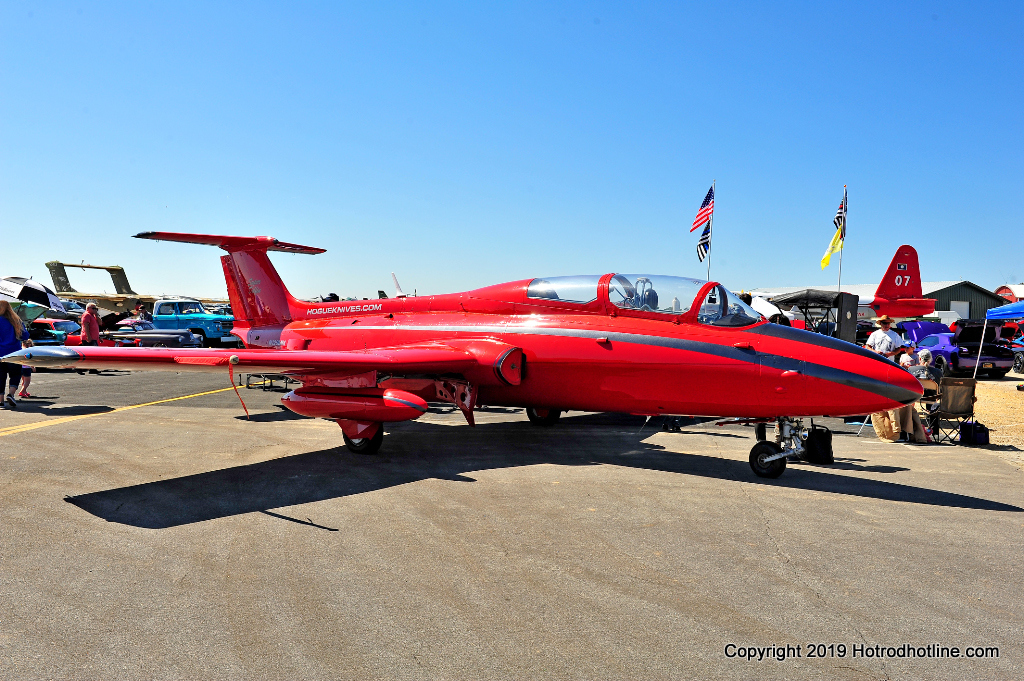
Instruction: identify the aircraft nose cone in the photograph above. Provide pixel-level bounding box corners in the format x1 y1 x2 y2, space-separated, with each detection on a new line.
808 350 923 416
749 324 924 417
887 365 925 405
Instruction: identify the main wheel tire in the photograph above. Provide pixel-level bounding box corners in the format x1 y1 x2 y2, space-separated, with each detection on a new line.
343 428 384 454
749 441 787 478
754 423 767 441
526 407 562 426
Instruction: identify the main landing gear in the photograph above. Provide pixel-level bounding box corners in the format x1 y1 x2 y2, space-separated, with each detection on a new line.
748 417 834 478
343 428 384 454
526 407 562 426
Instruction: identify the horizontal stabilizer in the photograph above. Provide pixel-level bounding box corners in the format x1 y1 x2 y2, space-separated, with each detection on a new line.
134 232 325 255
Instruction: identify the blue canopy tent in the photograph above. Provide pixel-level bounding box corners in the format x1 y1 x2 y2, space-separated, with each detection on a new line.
986 299 1024 321
971 300 1024 377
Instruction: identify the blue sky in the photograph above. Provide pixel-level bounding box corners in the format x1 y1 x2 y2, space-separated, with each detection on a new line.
2 1 1021 300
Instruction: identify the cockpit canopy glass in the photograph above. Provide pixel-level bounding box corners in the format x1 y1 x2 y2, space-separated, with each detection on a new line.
609 274 707 314
697 285 762 327
608 274 761 326
527 275 602 304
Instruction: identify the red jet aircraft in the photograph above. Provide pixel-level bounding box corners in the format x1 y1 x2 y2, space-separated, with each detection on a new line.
8 233 922 478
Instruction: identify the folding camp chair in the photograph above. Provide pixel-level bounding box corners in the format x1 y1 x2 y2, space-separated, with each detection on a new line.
917 378 940 413
928 377 976 444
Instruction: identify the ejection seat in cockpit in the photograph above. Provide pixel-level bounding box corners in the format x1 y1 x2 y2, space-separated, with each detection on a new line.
634 277 659 311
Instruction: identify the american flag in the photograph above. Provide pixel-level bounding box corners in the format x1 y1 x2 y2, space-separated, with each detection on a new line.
834 186 847 238
690 185 715 232
697 223 711 262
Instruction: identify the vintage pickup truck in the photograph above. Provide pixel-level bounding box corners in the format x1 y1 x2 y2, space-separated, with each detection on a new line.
151 299 237 346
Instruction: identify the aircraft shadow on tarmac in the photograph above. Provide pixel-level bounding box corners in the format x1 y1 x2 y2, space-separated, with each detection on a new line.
236 405 310 422
65 412 1022 528
17 403 115 417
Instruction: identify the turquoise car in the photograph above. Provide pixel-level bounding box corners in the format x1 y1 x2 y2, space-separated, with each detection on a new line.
152 299 236 347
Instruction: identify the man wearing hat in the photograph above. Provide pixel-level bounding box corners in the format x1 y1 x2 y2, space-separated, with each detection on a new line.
865 314 903 359
133 303 152 322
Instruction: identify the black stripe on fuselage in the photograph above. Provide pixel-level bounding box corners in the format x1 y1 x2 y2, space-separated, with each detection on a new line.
279 322 919 404
747 322 896 368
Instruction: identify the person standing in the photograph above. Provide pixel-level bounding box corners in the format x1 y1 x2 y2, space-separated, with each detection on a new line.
80 303 101 346
865 315 903 359
18 340 33 398
79 303 102 375
0 300 30 409
133 303 152 322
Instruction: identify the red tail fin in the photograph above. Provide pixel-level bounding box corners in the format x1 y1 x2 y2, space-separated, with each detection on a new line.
135 232 324 326
874 245 922 300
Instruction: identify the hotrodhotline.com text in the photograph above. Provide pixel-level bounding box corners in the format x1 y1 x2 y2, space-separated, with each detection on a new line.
724 643 999 662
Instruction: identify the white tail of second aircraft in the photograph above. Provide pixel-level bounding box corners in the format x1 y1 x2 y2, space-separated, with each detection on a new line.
392 273 407 298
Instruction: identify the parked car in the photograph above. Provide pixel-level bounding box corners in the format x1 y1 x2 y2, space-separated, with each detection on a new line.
109 319 202 348
30 318 138 348
28 320 69 346
903 320 1015 378
151 299 236 346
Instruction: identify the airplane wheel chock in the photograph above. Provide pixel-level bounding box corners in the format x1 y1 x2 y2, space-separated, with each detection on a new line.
526 407 562 426
343 428 384 455
749 441 787 478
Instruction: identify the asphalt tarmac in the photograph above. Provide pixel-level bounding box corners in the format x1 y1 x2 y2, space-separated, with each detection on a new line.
1 369 1022 680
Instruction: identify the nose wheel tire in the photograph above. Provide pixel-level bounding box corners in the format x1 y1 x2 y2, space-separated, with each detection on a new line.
526 407 562 426
343 428 384 454
749 441 787 478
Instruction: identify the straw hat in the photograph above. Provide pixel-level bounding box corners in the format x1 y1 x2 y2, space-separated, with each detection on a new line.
875 314 894 324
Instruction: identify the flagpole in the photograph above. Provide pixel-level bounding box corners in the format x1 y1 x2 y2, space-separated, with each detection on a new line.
836 185 845 296
707 179 715 281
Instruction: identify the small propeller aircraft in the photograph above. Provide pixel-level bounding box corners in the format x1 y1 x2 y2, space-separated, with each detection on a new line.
7 233 922 478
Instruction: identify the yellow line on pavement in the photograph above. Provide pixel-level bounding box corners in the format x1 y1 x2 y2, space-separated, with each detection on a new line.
0 386 238 438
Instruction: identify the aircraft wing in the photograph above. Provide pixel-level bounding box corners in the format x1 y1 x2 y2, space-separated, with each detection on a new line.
57 292 135 302
6 344 480 376
4 340 527 388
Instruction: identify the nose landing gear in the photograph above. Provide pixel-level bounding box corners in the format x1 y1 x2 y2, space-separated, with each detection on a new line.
749 440 787 478
748 417 805 478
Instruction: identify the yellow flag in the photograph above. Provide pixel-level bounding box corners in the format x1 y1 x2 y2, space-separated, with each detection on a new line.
820 227 843 269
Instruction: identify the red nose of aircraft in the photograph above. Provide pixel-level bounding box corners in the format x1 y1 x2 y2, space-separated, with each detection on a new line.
749 325 923 417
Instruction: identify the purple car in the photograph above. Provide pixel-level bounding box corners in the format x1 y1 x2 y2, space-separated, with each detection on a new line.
902 320 1015 378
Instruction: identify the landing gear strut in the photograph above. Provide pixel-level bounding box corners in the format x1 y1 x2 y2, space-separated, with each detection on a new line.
748 417 807 478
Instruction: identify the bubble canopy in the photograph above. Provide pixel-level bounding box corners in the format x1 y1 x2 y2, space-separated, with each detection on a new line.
526 274 762 327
